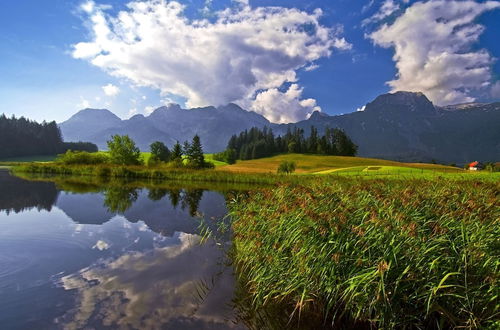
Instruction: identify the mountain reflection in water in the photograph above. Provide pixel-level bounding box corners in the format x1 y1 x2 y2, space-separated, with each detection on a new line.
0 170 244 329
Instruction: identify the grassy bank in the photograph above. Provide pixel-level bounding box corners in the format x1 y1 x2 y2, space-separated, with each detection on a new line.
228 178 500 329
12 156 498 185
12 162 299 185
13 171 267 193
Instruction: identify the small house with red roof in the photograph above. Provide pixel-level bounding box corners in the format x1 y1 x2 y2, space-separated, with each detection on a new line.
468 161 484 171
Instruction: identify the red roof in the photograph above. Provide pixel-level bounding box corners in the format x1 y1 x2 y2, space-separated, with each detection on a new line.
468 161 479 167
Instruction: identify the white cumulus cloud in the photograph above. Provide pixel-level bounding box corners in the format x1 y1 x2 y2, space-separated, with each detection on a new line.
144 105 155 115
72 0 350 123
249 84 321 123
362 0 401 26
102 83 120 96
368 0 500 105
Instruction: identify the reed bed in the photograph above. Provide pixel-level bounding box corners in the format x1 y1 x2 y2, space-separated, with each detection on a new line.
228 178 500 329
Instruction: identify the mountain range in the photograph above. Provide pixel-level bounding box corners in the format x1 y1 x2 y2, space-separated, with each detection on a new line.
59 91 500 164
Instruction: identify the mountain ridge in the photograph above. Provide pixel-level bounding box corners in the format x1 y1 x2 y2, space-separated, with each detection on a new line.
59 91 500 163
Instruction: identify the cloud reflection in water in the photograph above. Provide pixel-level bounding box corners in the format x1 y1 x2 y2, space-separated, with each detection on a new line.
58 233 241 330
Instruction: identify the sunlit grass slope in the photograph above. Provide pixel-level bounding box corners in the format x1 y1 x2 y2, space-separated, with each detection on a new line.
218 153 459 174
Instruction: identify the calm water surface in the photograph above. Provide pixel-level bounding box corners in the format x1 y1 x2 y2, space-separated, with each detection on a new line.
0 170 245 330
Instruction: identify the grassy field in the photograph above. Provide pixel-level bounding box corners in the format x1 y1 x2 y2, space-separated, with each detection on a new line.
204 153 229 166
11 152 499 183
218 153 459 174
228 178 500 329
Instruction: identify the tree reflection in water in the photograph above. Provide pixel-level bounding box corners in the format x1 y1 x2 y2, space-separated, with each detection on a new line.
103 186 204 217
0 170 58 214
104 187 140 213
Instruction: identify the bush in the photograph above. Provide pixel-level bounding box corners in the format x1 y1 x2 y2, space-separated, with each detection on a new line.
204 161 215 169
277 161 296 174
167 159 185 168
56 150 109 165
485 162 499 172
146 156 159 167
62 142 98 153
150 141 170 162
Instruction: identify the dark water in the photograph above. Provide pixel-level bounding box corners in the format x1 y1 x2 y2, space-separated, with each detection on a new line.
0 170 245 330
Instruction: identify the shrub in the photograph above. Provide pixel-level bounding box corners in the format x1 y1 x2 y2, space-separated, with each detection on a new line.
62 142 98 153
56 150 109 165
167 159 185 168
277 161 296 174
146 156 159 167
150 141 170 162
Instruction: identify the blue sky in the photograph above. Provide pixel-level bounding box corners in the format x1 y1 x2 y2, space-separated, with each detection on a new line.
1 0 499 123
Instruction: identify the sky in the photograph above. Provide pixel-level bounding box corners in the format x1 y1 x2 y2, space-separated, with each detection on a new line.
1 0 499 123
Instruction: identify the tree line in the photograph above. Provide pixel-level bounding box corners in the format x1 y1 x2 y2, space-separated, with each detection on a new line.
214 126 357 163
0 114 97 159
147 135 212 169
57 134 213 169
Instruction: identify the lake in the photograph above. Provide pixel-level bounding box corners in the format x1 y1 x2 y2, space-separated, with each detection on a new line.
0 169 246 329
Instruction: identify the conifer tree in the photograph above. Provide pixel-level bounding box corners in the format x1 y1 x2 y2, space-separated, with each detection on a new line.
170 141 184 166
185 135 207 168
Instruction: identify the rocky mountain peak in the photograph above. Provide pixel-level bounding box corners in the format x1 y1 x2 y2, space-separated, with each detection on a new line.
309 110 330 120
67 108 121 122
365 91 436 115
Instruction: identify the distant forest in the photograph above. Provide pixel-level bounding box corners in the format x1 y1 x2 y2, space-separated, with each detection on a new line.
0 114 97 159
214 126 358 163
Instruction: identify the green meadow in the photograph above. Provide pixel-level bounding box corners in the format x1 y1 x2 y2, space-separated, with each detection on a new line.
217 153 459 173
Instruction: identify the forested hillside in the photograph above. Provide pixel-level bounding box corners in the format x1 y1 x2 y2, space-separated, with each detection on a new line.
214 126 357 163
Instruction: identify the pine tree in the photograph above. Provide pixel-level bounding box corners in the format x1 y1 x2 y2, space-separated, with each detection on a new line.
308 126 318 153
185 135 206 168
333 129 358 156
170 141 184 166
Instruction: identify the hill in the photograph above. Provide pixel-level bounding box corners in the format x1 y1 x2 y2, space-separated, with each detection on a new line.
217 153 460 174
